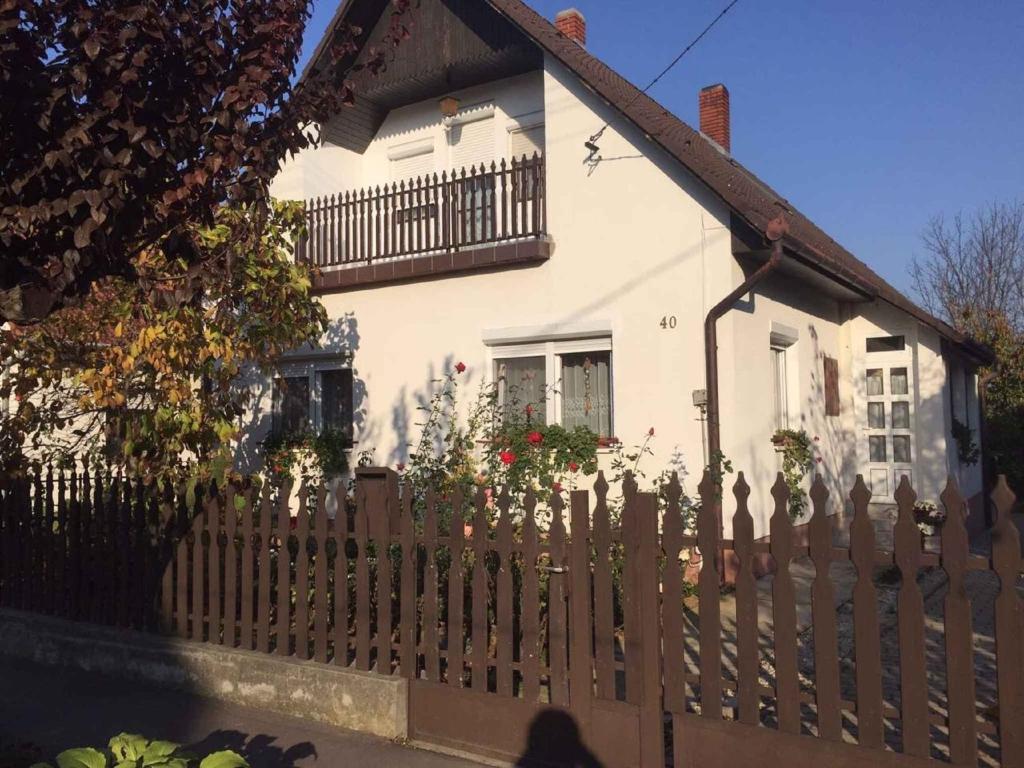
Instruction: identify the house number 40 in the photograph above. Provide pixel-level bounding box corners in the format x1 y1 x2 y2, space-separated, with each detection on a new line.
660 315 677 329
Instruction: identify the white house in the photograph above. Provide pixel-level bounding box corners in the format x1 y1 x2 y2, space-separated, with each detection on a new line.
244 0 989 540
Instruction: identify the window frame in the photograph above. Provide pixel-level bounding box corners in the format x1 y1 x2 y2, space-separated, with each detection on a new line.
770 344 790 431
272 359 354 444
489 337 614 438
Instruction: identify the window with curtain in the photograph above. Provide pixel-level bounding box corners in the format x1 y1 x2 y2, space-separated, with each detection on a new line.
771 346 789 430
272 376 311 439
866 368 884 396
319 368 354 446
495 356 547 424
560 351 612 437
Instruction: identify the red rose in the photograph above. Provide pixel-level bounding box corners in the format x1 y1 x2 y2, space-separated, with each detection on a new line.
648 427 655 437
568 461 579 473
552 482 563 493
500 450 516 466
397 462 406 472
455 361 466 374
527 431 543 445
816 457 823 464
525 404 534 416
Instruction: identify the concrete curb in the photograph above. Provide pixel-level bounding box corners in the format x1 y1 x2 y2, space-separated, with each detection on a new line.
0 609 407 741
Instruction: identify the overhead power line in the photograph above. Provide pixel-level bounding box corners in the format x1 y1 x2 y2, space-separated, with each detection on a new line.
586 0 742 150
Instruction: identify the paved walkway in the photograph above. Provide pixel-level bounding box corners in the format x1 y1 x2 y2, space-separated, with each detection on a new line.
0 657 481 768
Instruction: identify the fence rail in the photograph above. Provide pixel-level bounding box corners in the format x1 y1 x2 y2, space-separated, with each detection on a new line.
294 153 546 269
0 465 1021 767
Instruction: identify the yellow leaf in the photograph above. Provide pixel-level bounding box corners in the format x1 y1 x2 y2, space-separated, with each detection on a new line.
114 322 123 338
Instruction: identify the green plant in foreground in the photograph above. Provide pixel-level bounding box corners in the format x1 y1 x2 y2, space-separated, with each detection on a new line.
771 428 817 518
30 733 248 768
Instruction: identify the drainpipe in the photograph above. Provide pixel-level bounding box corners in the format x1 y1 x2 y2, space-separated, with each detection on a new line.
704 214 788 487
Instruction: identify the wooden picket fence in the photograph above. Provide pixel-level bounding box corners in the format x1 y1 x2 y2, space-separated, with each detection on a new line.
0 464 1021 768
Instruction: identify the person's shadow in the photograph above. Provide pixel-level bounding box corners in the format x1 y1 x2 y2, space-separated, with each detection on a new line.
514 710 603 768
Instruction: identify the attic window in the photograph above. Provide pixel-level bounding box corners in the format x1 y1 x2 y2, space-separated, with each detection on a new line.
866 335 905 353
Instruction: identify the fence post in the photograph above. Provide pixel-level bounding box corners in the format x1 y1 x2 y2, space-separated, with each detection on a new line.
568 490 593 735
634 491 664 767
990 476 1022 768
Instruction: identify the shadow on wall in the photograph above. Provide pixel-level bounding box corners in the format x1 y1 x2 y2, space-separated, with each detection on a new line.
382 354 460 469
233 313 367 476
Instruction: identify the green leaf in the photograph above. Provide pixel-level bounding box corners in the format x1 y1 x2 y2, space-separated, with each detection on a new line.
198 751 249 768
55 747 108 768
109 732 148 761
28 763 54 768
141 741 180 766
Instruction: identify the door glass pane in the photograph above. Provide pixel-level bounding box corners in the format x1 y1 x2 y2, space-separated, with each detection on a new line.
560 351 612 437
496 356 546 423
893 435 911 463
891 401 910 429
866 368 884 396
869 435 887 462
272 376 311 439
890 367 908 395
867 402 885 429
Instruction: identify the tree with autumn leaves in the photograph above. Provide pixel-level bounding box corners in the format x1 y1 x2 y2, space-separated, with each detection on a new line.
1 0 412 323
0 0 415 479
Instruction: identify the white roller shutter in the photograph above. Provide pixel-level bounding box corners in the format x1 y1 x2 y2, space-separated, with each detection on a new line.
390 148 434 182
509 123 544 161
451 116 494 171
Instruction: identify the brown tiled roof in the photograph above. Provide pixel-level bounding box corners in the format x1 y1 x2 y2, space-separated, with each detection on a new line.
305 0 990 361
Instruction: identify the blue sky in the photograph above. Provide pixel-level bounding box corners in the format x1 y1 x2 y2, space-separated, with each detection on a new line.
299 0 1024 296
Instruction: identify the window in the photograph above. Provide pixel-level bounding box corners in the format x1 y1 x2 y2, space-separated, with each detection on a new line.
867 402 886 429
509 123 544 160
271 364 353 445
891 401 910 429
893 435 912 463
869 435 887 463
866 368 884 396
492 339 613 438
771 346 789 429
823 355 840 417
866 335 906 353
890 367 909 396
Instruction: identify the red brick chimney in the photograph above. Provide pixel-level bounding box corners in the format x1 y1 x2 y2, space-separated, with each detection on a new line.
699 83 730 153
555 8 586 46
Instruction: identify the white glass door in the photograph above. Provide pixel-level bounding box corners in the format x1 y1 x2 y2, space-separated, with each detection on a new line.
864 364 914 499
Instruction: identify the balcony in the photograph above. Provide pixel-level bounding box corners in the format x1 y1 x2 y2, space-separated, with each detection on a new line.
296 153 550 291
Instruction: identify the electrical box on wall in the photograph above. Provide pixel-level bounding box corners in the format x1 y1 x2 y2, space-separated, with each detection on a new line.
692 389 707 408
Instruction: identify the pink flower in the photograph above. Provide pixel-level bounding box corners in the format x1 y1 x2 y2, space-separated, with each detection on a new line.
527 431 543 445
525 404 534 416
648 427 655 437
500 450 516 466
396 462 406 472
552 482 563 494
455 361 466 374
813 435 820 442
568 461 579 473
816 457 823 464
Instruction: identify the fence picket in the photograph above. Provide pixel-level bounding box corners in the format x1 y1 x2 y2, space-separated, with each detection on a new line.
940 477 977 765
314 486 330 664
158 480 174 633
850 476 884 748
808 476 841 740
174 484 189 639
333 485 350 666
256 483 273 653
354 478 371 670
770 474 800 734
55 468 67 618
471 487 489 692
374 473 395 674
521 488 540 703
422 489 440 681
276 480 293 656
206 482 221 644
990 476 1023 768
495 486 514 697
239 486 256 650
697 469 722 719
294 482 311 661
662 473 687 714
131 478 146 629
43 466 56 615
223 483 241 648
591 473 615 701
190 485 206 642
568 489 593 724
447 488 466 688
731 473 759 725
622 472 642 705
893 476 929 757
399 481 416 678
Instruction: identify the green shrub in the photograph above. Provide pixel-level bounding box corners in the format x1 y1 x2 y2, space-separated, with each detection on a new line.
30 734 248 768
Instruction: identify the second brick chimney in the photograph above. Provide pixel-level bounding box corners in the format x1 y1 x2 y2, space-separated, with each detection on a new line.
699 84 730 153
555 8 586 46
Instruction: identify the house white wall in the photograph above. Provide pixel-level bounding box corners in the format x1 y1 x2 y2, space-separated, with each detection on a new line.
252 52 985 538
